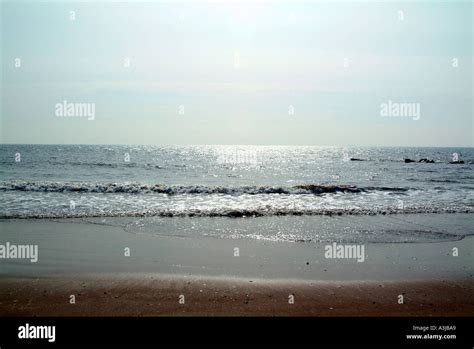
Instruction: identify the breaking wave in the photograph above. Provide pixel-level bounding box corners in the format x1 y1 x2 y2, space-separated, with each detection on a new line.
0 181 411 195
2 206 472 219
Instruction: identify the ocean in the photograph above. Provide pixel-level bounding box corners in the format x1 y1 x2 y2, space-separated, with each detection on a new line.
1 144 473 243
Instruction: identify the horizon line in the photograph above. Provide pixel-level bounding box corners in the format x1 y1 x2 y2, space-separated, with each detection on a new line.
0 143 473 148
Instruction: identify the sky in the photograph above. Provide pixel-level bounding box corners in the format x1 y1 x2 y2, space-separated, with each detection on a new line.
0 0 472 146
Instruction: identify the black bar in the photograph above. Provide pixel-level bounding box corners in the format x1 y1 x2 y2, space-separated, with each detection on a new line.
0 317 473 347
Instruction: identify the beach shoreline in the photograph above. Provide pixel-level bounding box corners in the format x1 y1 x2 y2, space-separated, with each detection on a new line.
0 215 472 279
0 216 473 316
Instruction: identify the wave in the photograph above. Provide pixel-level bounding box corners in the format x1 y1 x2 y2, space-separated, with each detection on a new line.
0 161 166 169
0 181 411 195
2 206 472 219
240 229 465 244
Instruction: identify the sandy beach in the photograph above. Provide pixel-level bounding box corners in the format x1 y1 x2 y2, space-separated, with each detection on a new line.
0 275 473 317
0 216 472 316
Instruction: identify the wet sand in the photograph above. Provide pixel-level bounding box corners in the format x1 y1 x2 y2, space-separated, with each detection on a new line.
0 217 473 316
0 275 473 316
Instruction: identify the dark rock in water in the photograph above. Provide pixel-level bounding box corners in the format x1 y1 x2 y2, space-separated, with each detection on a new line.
405 158 435 163
350 158 365 161
449 160 465 164
293 184 361 194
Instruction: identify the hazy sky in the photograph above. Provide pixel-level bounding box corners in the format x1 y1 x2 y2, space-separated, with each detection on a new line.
1 0 472 146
